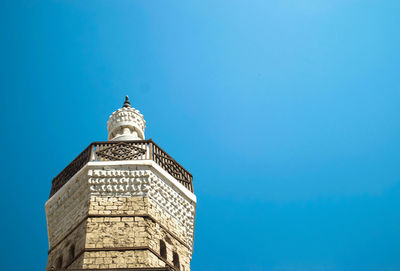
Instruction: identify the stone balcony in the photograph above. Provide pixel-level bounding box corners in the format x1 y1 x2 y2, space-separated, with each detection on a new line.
50 140 193 198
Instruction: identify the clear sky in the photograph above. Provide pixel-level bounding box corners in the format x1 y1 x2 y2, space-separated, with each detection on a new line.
1 1 400 270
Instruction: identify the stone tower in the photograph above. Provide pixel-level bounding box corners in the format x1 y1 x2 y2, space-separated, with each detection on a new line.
45 97 196 271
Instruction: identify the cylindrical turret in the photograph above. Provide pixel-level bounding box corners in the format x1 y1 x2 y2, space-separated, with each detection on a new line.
107 96 146 141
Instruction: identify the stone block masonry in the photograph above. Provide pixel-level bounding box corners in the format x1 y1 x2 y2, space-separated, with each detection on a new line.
45 163 196 271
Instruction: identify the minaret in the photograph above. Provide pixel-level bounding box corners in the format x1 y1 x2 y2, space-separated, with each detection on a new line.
45 97 196 271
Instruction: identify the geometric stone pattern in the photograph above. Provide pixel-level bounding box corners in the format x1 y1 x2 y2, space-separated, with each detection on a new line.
46 163 196 271
95 142 147 161
107 106 146 141
88 168 195 248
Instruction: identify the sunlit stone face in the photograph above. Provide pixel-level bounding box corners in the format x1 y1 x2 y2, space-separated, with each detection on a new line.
107 105 146 141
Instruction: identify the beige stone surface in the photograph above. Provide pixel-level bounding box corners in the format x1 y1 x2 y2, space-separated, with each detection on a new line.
46 170 90 249
82 250 163 269
45 163 195 271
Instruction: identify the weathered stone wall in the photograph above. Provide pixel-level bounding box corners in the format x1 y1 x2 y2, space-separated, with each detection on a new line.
88 196 147 216
146 218 191 271
82 250 162 269
87 164 196 248
46 163 196 271
46 218 87 270
146 198 189 246
88 196 189 247
46 171 90 248
46 169 90 270
86 215 149 249
85 196 191 270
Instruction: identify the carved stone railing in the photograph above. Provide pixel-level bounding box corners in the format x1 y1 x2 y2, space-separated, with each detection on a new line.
49 140 193 198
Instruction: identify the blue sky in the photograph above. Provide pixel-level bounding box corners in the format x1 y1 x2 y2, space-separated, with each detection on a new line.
1 1 400 270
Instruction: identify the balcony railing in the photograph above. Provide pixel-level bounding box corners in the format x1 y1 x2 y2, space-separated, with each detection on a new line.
49 140 193 198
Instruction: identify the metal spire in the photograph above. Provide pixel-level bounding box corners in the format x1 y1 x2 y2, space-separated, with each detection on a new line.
123 95 131 108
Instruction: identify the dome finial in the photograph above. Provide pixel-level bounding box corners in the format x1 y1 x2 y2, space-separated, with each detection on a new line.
123 95 131 108
108 95 146 141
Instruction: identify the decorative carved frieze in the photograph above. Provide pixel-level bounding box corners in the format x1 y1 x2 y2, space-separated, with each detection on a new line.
88 169 196 248
107 106 146 141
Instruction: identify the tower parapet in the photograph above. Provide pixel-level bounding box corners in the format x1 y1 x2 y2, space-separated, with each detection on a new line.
45 97 196 271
